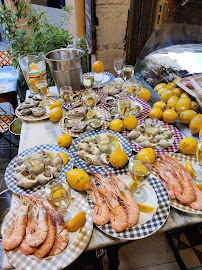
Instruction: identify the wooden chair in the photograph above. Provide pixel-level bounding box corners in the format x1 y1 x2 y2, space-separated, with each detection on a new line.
0 114 18 147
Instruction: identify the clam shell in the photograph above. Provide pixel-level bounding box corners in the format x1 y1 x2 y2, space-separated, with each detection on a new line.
88 118 103 129
19 108 32 116
72 122 87 132
127 129 141 140
100 153 110 165
64 118 81 128
82 136 96 143
84 154 103 166
130 105 142 117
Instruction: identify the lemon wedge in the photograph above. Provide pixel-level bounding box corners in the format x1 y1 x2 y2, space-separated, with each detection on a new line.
58 152 69 165
185 161 196 178
52 188 66 199
137 202 156 213
45 151 56 161
86 110 98 120
49 101 63 110
39 100 53 107
128 181 137 193
196 183 202 191
113 137 121 150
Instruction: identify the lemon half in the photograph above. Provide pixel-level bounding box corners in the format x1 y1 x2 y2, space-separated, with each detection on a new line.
59 152 69 165
185 161 196 178
137 202 156 213
46 151 56 161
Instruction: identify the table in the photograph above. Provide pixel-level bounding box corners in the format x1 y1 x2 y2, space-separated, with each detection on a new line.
3 81 202 269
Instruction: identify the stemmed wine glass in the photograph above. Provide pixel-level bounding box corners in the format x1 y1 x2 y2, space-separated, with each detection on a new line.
117 99 131 119
82 91 97 119
129 79 142 101
128 155 151 203
114 58 124 79
123 65 134 85
94 72 104 91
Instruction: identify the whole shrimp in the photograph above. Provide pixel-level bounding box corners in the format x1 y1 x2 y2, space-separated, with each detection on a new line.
2 196 29 251
26 200 48 247
86 181 110 226
106 168 140 228
34 209 56 258
49 209 69 256
189 184 202 210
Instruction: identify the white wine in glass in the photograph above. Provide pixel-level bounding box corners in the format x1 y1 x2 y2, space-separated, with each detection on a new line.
83 75 94 90
123 65 134 83
129 80 142 100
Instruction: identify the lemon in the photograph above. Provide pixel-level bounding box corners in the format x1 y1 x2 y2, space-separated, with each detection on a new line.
149 107 163 120
133 163 148 177
57 134 72 148
153 101 167 112
113 137 121 149
66 169 90 191
199 128 202 139
28 78 37 86
92 61 104 73
197 183 202 191
154 83 167 92
190 101 199 112
179 138 198 155
109 119 124 132
189 114 202 134
58 152 69 165
45 151 56 161
167 96 179 111
49 101 63 110
52 188 66 199
158 87 168 96
161 90 174 103
181 92 191 99
185 161 196 178
137 202 156 213
179 110 197 124
167 82 176 90
173 77 180 84
66 211 86 232
128 181 137 193
49 107 63 122
176 97 192 114
136 148 156 164
29 62 39 71
173 88 184 97
163 109 178 123
39 100 53 107
110 149 127 168
124 115 138 130
139 88 151 101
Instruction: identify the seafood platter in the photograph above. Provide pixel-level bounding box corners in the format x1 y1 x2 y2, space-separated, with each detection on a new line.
2 189 93 270
59 106 111 137
69 130 132 173
124 118 183 155
4 144 74 195
15 95 59 121
86 168 170 239
153 154 202 214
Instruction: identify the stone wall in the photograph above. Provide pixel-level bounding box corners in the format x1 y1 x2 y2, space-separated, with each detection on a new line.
95 0 130 75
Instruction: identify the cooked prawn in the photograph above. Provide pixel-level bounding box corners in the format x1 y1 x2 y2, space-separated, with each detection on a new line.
34 209 56 258
2 196 29 251
49 209 69 256
189 184 202 210
106 169 140 228
86 181 110 226
26 200 48 247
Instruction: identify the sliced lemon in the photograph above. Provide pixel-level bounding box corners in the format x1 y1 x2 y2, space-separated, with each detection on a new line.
113 137 121 150
128 181 137 193
128 86 132 94
39 100 53 107
45 151 56 161
137 202 156 213
49 101 63 110
196 183 202 191
86 110 98 120
52 188 66 199
58 152 69 165
185 161 196 178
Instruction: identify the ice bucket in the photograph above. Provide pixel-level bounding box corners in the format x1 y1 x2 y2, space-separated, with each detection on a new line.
45 48 84 91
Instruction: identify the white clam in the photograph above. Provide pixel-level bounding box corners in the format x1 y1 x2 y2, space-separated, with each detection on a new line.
17 177 38 189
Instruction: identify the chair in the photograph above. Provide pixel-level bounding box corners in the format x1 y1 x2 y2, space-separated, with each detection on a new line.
0 114 18 147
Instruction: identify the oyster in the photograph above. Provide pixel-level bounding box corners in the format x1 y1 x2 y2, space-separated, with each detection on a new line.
105 97 117 106
108 86 122 96
127 129 141 140
100 153 110 165
31 107 46 117
65 111 85 121
82 136 96 143
32 94 43 101
72 122 87 132
88 118 103 129
19 108 32 116
130 105 142 117
109 106 118 117
72 99 83 108
16 156 24 165
14 172 25 182
15 164 27 172
64 118 81 128
17 103 36 110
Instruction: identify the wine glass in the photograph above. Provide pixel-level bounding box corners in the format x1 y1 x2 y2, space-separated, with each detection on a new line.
128 155 151 203
94 72 104 91
82 91 97 119
83 74 94 90
123 65 134 84
114 58 124 78
60 86 73 107
36 80 49 97
129 79 142 101
117 100 131 119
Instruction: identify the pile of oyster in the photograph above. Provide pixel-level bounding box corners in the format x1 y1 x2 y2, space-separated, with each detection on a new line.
16 95 47 117
127 123 174 149
63 107 104 133
103 81 129 96
76 133 117 166
14 151 64 189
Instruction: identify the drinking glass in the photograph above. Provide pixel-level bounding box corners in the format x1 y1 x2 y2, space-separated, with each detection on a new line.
114 58 124 78
129 155 151 203
36 80 49 97
129 79 142 101
24 152 45 177
82 91 97 119
60 86 73 106
117 100 131 119
94 72 104 91
83 74 94 90
45 180 71 212
123 65 134 84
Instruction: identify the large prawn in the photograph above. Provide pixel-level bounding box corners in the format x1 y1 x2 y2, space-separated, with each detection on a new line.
86 181 110 226
106 168 140 228
2 196 29 251
26 200 48 247
189 184 202 210
49 209 69 256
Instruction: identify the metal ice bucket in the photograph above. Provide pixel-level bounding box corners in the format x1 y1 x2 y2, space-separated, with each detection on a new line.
45 48 84 91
